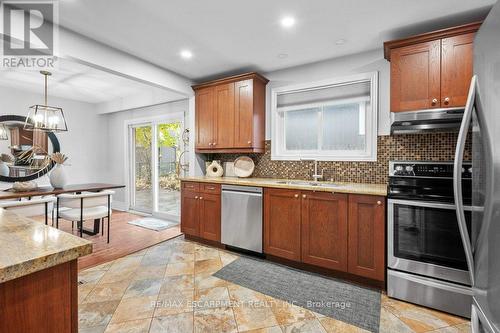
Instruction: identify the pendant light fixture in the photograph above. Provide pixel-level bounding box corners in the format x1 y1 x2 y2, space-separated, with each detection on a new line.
24 71 68 132
0 124 8 140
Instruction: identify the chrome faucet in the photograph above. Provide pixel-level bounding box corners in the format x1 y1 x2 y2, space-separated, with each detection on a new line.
301 158 323 181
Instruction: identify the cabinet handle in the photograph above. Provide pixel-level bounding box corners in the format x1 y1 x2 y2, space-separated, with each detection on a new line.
431 98 438 105
208 143 212 146
213 142 217 146
195 196 198 199
377 200 382 205
247 140 251 144
444 97 450 105
302 194 307 198
199 197 203 200
294 194 299 198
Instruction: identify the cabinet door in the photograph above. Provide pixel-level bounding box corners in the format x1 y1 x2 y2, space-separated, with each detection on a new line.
181 190 200 237
199 193 221 242
214 83 235 149
348 195 385 281
301 191 348 271
264 188 301 261
195 87 215 149
391 40 441 112
441 33 475 108
234 79 254 148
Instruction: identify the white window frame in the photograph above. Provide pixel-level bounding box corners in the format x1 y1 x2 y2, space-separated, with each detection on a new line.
271 71 378 161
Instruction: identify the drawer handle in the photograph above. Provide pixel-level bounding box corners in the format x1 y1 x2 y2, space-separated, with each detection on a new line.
247 140 251 144
444 97 450 105
207 186 215 190
208 142 212 146
294 194 299 198
431 98 438 105
195 196 198 199
199 197 203 200
302 194 307 198
377 200 382 205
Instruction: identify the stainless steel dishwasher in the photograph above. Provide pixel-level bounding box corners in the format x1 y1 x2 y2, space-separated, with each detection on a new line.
221 184 263 253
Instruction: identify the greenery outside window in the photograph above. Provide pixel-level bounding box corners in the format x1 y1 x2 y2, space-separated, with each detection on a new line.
271 72 378 161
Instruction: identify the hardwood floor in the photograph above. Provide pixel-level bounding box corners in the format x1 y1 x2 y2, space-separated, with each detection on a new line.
35 210 182 271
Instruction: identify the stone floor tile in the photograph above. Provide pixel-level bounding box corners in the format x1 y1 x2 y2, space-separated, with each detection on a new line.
84 280 130 303
79 282 97 303
99 267 137 284
268 298 315 326
154 289 194 317
133 265 167 281
165 261 195 276
319 316 371 332
123 278 163 299
78 300 120 329
194 258 222 275
110 295 157 324
379 307 414 333
240 326 284 333
79 269 106 285
194 246 220 261
194 306 238 333
150 312 194 333
194 271 227 290
104 318 152 333
281 319 327 333
160 274 194 293
232 302 279 331
194 286 231 310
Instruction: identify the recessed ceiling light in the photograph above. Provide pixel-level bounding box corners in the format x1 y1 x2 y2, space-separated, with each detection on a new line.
180 50 193 59
335 39 347 45
280 16 295 28
277 53 288 59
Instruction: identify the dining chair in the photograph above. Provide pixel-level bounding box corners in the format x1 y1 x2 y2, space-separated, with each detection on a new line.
0 196 57 225
56 190 114 243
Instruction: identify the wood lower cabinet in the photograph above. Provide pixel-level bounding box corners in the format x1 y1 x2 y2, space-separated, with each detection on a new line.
263 188 302 261
199 193 221 241
348 194 385 281
301 191 348 271
181 189 200 237
180 182 221 241
0 260 78 333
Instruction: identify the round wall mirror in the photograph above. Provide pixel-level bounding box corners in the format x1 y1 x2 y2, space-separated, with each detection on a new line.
0 115 60 183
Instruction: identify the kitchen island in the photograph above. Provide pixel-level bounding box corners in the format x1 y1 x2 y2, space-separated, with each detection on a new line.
0 209 92 333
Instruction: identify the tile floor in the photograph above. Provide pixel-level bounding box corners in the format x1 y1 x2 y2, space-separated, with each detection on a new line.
78 236 471 333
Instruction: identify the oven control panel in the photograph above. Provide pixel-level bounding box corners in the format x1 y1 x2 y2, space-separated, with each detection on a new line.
389 161 472 178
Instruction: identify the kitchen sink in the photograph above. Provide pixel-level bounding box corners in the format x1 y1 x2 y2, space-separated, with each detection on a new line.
271 180 340 188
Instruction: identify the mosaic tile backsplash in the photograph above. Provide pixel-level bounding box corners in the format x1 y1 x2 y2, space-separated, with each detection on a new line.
210 133 472 184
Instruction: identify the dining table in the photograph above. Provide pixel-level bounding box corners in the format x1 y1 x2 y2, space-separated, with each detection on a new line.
0 183 125 235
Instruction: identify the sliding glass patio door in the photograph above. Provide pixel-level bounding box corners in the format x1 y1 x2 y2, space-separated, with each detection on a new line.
129 116 183 220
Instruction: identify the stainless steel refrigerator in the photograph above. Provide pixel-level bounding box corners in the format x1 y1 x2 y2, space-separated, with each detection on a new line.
454 2 500 332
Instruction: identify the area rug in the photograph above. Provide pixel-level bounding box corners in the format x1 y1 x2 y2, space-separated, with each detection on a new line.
214 256 381 332
127 217 178 231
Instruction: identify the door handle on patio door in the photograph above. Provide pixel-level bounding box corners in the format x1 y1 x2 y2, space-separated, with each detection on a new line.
453 75 476 286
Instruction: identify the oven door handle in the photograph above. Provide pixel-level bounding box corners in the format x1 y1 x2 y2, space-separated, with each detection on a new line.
453 75 476 286
387 199 473 211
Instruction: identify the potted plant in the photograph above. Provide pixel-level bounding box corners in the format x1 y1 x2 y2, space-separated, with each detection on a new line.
49 152 68 188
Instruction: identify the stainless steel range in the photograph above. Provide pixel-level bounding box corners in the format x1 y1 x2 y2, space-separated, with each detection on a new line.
387 161 473 318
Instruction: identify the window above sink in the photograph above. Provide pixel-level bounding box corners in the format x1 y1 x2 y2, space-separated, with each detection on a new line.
271 72 378 162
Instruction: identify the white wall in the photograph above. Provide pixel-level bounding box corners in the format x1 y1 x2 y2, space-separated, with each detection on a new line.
104 100 189 208
0 86 108 189
263 49 390 137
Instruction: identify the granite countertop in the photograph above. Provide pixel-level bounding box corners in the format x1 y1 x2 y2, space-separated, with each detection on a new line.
0 209 92 283
180 176 388 196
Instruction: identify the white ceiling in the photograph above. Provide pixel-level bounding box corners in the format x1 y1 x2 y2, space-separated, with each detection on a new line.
58 0 496 81
0 58 185 104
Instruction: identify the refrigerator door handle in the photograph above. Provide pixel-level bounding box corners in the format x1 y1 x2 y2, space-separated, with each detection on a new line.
453 75 477 286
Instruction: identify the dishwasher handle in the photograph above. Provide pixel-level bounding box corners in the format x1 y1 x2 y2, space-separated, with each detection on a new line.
221 184 262 194
222 189 263 197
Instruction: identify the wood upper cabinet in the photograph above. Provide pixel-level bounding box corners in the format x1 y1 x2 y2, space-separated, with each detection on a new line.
390 40 441 112
264 188 302 261
193 72 268 153
385 22 481 112
180 182 221 241
214 83 235 149
441 33 475 107
195 87 215 149
234 79 254 148
348 194 385 281
301 191 348 271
